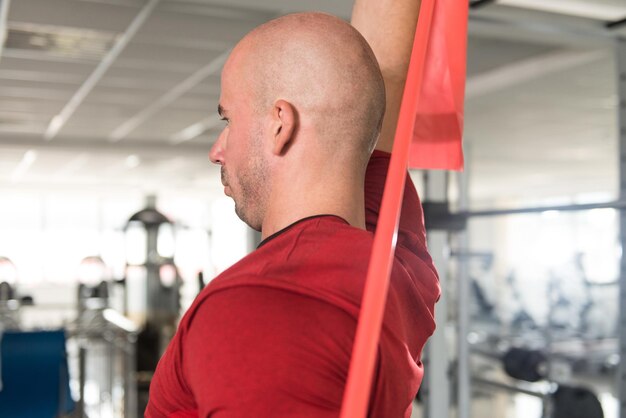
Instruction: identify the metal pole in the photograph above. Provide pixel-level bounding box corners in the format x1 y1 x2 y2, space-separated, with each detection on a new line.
544 277 556 418
106 332 115 416
422 171 450 418
616 37 626 418
457 166 471 418
125 333 138 418
78 344 86 418
462 200 626 218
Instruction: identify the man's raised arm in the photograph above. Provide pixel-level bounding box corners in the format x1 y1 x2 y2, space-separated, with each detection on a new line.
351 0 421 153
353 0 429 248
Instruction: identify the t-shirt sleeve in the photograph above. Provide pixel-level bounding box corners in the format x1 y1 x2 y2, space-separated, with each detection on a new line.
365 150 428 252
182 286 356 418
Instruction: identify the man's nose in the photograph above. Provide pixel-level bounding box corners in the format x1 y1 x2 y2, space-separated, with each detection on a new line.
209 133 225 165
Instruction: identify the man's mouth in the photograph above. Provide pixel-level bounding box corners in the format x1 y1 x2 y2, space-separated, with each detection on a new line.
220 167 228 187
220 168 231 196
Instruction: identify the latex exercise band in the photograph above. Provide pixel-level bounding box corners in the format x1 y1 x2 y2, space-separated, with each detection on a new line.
339 1 435 417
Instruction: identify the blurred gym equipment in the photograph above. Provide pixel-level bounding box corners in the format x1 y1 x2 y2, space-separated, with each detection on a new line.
123 196 182 415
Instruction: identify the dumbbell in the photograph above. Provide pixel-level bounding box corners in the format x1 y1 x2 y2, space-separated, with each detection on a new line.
502 347 548 382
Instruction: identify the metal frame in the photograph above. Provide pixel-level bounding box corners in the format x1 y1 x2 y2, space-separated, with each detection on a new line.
423 12 626 418
68 308 138 418
616 36 626 418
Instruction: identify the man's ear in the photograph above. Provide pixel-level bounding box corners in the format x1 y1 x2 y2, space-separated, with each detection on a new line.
271 99 296 156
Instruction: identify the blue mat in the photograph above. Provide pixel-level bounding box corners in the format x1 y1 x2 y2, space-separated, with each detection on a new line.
0 330 75 418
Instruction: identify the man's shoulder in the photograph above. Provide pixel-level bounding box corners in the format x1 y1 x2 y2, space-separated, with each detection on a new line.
186 224 371 322
216 216 373 281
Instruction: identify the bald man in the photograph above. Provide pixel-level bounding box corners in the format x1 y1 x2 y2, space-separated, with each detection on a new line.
147 1 439 417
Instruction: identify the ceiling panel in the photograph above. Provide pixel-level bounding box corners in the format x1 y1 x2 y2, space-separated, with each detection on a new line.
467 36 559 77
135 8 267 45
7 0 140 32
499 0 626 21
0 55 96 78
114 42 212 67
0 78 80 94
126 108 212 141
56 118 132 140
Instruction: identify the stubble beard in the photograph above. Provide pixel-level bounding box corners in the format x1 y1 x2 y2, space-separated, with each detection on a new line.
223 144 268 232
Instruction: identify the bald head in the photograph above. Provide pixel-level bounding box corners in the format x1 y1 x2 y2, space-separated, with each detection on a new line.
224 12 386 161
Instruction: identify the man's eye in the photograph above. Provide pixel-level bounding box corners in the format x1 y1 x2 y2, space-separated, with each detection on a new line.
220 117 230 125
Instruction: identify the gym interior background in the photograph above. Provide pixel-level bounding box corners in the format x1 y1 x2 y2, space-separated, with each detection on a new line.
0 0 625 417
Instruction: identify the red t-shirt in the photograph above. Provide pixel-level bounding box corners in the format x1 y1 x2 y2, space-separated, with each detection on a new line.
146 151 440 418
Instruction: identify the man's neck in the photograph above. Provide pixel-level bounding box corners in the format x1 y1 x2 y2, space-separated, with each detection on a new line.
260 168 366 241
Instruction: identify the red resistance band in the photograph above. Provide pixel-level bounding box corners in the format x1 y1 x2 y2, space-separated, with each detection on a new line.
340 0 468 415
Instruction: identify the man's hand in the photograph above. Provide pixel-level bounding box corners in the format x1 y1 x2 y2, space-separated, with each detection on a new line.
351 0 421 153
